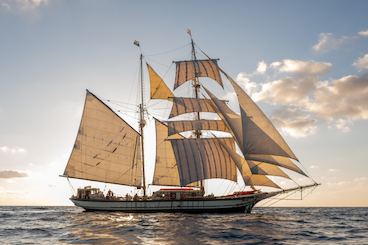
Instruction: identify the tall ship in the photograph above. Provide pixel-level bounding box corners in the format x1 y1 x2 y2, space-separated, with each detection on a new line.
61 31 319 213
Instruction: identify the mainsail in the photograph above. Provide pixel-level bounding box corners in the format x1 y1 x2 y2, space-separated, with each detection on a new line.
169 138 237 186
63 90 143 187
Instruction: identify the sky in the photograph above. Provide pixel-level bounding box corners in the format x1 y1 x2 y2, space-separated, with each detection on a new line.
0 0 368 206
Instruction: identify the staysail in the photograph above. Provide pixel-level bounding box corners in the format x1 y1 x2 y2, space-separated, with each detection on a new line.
63 91 143 187
174 59 223 89
152 119 183 186
221 70 298 160
147 63 173 99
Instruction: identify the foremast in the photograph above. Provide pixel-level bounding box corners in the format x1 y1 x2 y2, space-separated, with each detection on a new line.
136 42 147 196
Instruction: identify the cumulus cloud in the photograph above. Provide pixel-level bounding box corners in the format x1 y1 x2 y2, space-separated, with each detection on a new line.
0 0 48 10
255 76 317 106
353 53 368 70
236 72 259 96
237 56 368 135
312 33 356 53
271 108 317 137
309 75 368 121
358 29 368 37
270 59 332 75
0 146 26 154
256 61 267 73
0 170 28 178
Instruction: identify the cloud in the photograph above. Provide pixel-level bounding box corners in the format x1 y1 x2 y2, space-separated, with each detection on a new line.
256 61 267 73
312 33 356 53
270 59 332 75
309 74 368 121
0 170 28 178
238 56 368 135
0 0 48 10
358 29 368 37
236 72 259 96
353 53 368 70
256 76 317 106
0 146 26 154
271 108 317 137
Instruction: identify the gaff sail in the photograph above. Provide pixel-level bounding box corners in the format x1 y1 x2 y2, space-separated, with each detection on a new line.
63 90 143 187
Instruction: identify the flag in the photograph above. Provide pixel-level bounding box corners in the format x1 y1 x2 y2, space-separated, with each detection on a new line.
186 28 192 37
133 40 140 47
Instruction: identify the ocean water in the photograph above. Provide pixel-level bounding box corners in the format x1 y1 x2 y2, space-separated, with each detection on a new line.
0 207 367 244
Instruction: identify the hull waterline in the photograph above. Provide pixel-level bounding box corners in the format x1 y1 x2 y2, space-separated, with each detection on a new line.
70 192 277 213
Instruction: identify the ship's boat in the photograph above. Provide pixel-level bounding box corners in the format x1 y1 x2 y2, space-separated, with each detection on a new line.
61 31 319 213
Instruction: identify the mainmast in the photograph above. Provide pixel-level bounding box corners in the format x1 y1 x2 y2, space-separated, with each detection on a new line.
188 30 204 191
135 41 147 196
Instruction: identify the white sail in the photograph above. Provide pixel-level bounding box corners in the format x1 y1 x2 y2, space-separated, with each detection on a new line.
169 138 237 186
166 119 229 136
174 59 222 89
64 91 143 187
169 97 220 118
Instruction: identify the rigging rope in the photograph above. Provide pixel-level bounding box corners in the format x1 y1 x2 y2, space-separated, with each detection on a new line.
144 43 191 57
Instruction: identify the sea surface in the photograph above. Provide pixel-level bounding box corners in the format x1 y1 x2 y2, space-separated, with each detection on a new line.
0 206 367 244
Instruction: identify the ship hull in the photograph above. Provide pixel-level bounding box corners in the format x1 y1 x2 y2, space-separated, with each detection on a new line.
70 192 276 213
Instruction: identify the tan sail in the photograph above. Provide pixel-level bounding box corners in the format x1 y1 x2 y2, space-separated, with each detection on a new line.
202 87 244 149
64 91 143 187
246 154 306 176
169 138 237 186
152 119 183 186
221 70 298 160
147 63 173 99
220 141 281 189
166 119 229 136
248 161 290 179
174 59 223 89
169 97 220 118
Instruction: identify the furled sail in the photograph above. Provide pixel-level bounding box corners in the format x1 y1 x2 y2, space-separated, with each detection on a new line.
166 119 229 136
174 59 223 89
169 138 237 186
147 63 174 99
169 97 220 118
221 70 298 160
63 90 143 187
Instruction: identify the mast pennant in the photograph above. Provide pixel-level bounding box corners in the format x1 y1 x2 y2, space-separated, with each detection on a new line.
64 90 143 187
